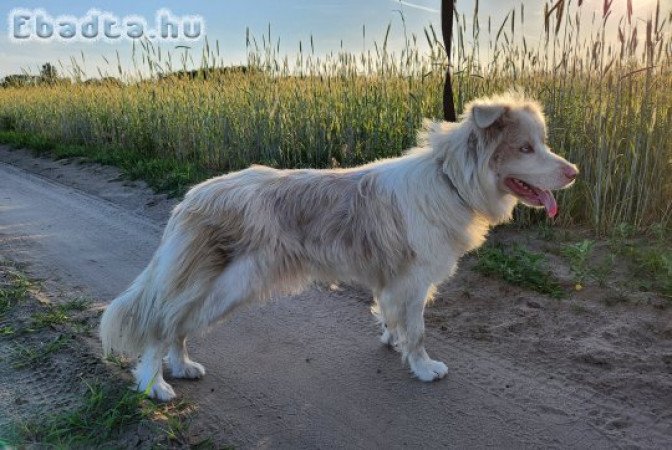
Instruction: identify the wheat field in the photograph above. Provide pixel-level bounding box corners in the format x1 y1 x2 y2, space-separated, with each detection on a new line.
0 1 670 233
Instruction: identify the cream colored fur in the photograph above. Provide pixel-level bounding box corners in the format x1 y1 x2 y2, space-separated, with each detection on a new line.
100 92 578 401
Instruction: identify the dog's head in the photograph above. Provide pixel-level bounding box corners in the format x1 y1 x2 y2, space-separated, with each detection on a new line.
462 94 578 218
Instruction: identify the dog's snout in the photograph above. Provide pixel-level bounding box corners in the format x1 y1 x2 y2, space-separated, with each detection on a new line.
563 166 578 181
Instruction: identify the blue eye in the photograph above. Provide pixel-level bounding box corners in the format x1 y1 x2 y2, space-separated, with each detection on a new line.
520 145 534 154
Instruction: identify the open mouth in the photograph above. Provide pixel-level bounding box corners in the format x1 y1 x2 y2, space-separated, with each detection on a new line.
504 177 558 218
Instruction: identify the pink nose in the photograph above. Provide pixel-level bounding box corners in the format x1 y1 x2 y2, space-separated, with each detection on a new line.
564 166 578 181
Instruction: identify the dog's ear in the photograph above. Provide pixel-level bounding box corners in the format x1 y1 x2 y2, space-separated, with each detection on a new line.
472 105 507 128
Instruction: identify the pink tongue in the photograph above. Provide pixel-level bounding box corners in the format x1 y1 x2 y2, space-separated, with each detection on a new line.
537 190 558 218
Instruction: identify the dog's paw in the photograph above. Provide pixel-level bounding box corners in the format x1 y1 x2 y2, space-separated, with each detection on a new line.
171 360 206 379
145 379 177 402
410 358 448 382
380 329 398 348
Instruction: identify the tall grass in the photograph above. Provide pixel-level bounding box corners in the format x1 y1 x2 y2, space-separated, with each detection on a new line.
0 1 670 233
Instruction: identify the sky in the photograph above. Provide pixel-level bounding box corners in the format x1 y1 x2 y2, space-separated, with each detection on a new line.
0 0 666 78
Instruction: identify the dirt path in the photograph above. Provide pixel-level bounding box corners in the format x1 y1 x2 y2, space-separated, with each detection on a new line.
1 147 670 449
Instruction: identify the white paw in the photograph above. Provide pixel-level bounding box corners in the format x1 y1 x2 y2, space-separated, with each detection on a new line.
410 357 448 382
143 379 177 402
171 360 206 379
380 328 397 347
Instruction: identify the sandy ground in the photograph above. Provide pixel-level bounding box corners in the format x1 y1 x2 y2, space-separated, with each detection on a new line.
0 145 670 449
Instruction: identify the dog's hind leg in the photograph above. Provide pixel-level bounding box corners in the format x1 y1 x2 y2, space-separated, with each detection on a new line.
199 255 262 325
134 342 176 401
163 255 262 382
167 336 206 379
373 294 401 349
380 325 397 348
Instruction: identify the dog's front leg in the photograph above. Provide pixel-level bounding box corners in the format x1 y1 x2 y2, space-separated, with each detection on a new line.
398 282 448 382
167 335 206 379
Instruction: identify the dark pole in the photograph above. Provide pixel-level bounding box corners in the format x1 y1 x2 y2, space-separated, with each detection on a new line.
441 0 456 122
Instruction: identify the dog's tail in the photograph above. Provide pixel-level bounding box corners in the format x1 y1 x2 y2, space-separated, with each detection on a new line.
100 265 156 357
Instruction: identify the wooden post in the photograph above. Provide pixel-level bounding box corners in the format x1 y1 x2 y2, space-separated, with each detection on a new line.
442 0 456 122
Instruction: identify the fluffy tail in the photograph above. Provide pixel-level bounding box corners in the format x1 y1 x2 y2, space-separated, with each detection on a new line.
100 266 154 356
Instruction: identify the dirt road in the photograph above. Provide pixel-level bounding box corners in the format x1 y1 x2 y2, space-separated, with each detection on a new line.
0 148 669 449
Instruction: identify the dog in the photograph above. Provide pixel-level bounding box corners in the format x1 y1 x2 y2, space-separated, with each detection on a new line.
100 92 578 401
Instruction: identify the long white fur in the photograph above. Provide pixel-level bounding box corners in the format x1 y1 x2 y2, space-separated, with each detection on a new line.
100 92 577 401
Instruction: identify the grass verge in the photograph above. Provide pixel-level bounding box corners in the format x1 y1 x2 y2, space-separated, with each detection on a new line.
618 244 672 299
12 382 196 448
474 243 565 298
0 130 205 197
0 266 30 317
10 334 71 369
0 260 206 448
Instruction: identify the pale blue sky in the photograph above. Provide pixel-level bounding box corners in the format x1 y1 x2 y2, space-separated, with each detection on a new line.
0 0 664 78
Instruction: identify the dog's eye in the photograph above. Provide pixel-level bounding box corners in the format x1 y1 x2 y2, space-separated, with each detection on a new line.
519 145 534 154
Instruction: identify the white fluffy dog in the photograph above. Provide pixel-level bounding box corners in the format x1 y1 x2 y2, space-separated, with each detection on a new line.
100 93 578 400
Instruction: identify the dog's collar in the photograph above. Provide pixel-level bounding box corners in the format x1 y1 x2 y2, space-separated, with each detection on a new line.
442 172 468 207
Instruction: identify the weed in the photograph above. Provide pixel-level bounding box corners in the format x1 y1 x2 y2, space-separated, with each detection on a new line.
105 353 132 369
631 248 672 298
29 298 92 330
536 223 556 242
650 223 668 243
30 308 70 329
62 297 91 311
609 235 672 299
613 223 636 241
158 400 197 446
0 325 14 336
70 320 94 335
475 243 565 298
592 254 615 288
11 334 70 369
16 381 149 446
562 239 595 283
10 381 197 448
0 270 30 317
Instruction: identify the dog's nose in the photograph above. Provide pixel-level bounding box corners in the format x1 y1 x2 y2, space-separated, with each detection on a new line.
564 166 578 181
